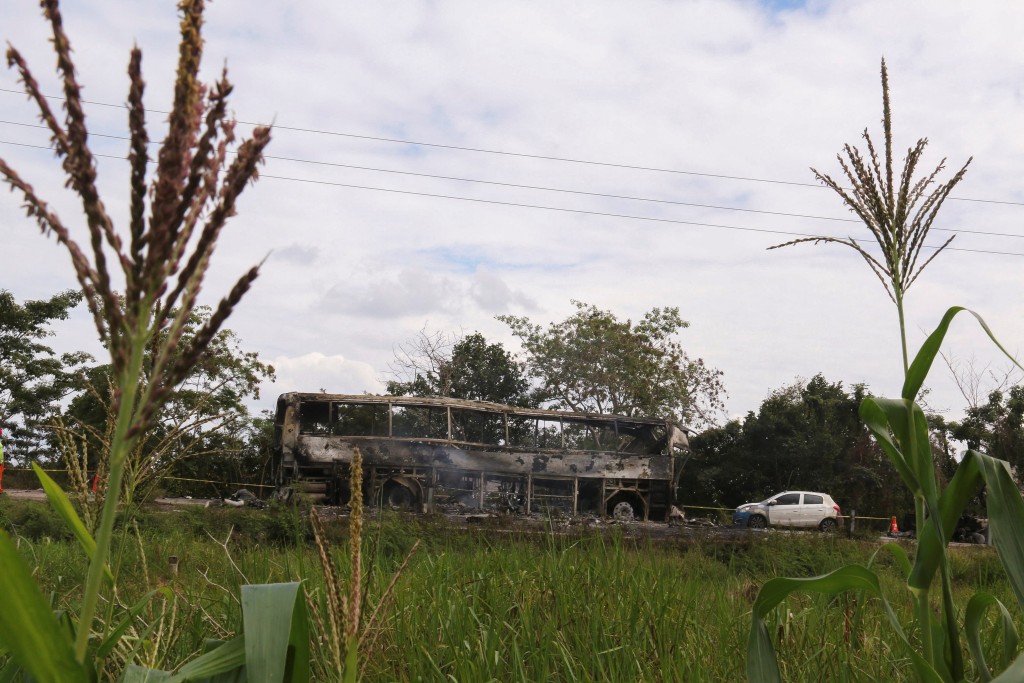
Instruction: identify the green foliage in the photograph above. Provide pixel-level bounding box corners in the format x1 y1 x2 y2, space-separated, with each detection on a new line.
682 374 912 519
0 289 91 461
499 300 725 427
62 308 275 506
124 583 310 683
6 503 1022 682
387 330 536 406
0 0 285 677
949 386 1024 476
749 60 1024 683
0 497 73 542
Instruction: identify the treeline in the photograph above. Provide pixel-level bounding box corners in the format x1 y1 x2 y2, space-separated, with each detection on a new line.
2 289 1018 513
0 289 276 501
679 375 936 520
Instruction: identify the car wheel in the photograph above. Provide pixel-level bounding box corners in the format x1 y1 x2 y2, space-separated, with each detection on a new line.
819 518 838 532
748 515 767 529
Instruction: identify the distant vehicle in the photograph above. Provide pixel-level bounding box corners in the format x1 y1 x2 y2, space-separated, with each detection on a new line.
733 491 841 531
272 393 693 522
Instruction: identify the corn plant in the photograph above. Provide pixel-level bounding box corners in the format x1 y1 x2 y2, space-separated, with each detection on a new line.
0 1 318 680
750 60 1024 682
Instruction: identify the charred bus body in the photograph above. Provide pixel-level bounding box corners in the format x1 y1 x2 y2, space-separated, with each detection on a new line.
273 393 692 522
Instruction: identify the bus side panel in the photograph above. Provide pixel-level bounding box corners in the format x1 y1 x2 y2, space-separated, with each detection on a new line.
293 435 673 480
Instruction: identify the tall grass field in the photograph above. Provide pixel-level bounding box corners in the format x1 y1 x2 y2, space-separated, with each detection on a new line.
2 498 1015 682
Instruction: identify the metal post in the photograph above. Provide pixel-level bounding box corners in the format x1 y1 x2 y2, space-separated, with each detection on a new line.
849 509 856 536
426 466 435 513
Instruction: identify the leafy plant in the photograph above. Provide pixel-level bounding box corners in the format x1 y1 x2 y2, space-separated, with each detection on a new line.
750 60 1024 682
55 307 275 515
499 300 726 427
0 0 304 679
0 288 91 461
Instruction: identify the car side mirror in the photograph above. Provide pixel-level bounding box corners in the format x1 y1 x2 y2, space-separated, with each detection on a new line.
767 501 777 506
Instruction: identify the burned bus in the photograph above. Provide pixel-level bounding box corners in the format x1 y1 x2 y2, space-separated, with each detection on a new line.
272 393 693 521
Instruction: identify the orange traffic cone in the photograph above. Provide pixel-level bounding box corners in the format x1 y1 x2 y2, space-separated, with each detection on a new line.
888 516 899 536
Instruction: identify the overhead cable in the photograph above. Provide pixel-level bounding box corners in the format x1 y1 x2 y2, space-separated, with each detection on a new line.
1 88 1021 207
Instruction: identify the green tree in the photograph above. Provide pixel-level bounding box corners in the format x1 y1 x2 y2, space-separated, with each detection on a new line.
163 410 275 498
61 307 275 506
387 330 535 406
0 289 91 461
499 301 725 427
679 375 911 519
949 386 1024 475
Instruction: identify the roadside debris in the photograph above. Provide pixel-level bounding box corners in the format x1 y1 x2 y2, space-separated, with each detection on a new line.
223 489 266 509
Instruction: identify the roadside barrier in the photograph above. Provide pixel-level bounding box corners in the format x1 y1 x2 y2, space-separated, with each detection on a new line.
0 470 906 524
679 503 896 523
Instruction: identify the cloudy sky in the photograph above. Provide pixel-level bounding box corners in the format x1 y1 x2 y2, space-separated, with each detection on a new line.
2 0 1022 430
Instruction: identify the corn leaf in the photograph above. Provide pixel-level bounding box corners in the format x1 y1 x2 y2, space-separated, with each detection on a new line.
859 398 929 500
0 532 88 682
32 463 114 584
191 639 249 683
122 666 172 682
868 542 912 579
989 654 1024 683
241 582 310 683
910 454 983 591
974 452 1024 610
965 592 1019 682
903 307 1021 402
746 564 943 683
165 636 246 683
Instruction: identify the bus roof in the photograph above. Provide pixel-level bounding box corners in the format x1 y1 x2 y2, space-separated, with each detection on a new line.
278 392 691 433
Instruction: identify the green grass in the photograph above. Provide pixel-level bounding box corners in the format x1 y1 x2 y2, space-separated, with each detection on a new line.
4 502 1020 681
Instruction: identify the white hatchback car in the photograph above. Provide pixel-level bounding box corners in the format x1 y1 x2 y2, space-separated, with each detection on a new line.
733 491 842 531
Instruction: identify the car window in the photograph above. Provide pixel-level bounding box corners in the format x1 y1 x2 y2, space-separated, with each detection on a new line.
775 493 800 505
803 494 823 505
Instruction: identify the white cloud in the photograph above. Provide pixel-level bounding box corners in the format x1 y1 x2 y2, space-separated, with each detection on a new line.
263 352 384 400
3 0 1023 425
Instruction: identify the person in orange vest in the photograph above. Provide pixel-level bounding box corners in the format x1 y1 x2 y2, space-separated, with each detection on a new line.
0 427 6 494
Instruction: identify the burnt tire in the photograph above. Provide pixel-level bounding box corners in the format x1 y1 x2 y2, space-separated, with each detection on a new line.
747 515 767 529
611 499 638 522
819 518 838 533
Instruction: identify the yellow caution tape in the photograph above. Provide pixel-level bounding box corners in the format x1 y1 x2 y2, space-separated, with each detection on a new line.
4 467 273 490
680 503 897 522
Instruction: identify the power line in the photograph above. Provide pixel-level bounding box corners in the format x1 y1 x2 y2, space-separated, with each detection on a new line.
0 118 857 224
253 173 1024 257
2 87 1022 207
3 128 1023 244
3 138 1023 257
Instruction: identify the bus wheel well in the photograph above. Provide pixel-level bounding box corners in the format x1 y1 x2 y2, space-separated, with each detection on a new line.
605 491 647 521
380 476 422 511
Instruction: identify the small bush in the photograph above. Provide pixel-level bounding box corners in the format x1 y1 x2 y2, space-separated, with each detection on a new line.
0 498 73 541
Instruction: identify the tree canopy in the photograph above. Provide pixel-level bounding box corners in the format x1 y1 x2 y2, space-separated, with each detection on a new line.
61 306 275 505
0 289 91 460
499 301 725 428
948 386 1024 474
387 330 535 407
679 374 914 519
